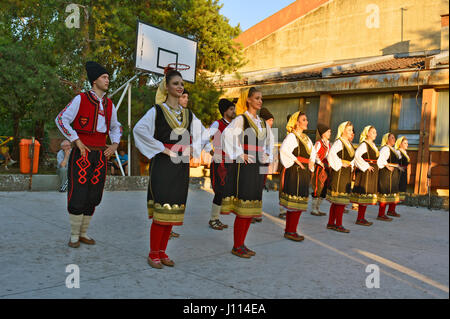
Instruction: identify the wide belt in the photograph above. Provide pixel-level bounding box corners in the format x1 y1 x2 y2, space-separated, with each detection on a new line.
296 156 310 164
243 144 264 152
364 159 378 164
342 160 352 165
164 143 190 153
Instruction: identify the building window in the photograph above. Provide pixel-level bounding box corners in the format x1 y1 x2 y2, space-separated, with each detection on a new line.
434 90 449 147
261 98 300 143
396 92 422 145
330 93 393 145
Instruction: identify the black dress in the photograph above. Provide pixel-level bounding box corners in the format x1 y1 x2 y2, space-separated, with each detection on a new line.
147 104 193 225
350 141 379 205
279 133 312 211
327 138 355 205
221 114 268 218
378 146 400 204
398 149 410 201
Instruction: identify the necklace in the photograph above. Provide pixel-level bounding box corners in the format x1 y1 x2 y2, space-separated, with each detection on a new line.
165 103 183 122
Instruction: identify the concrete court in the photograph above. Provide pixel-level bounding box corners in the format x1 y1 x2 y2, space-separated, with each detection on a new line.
0 188 448 299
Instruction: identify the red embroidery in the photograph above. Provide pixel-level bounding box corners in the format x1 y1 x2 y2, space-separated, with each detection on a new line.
91 151 105 185
76 155 91 184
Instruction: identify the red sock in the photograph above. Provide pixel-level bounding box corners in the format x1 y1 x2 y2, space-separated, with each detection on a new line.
159 225 173 258
149 222 165 259
241 218 252 246
335 205 345 226
357 205 367 220
233 217 246 249
388 203 397 213
285 210 302 233
378 203 387 217
328 203 336 225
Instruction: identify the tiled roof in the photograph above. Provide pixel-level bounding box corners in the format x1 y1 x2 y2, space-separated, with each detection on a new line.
219 56 429 88
334 57 426 75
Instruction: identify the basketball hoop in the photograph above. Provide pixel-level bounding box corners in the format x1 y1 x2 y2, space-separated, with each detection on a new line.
167 63 191 72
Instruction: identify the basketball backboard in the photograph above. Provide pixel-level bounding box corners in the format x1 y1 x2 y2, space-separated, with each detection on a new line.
135 21 198 83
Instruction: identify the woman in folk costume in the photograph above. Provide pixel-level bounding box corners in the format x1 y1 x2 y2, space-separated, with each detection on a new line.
222 87 273 258
207 98 236 230
377 133 401 221
279 112 314 241
396 136 410 203
308 124 331 216
326 121 355 233
133 69 210 269
350 125 379 226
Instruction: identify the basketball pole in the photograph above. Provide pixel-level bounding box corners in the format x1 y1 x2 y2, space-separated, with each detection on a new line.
109 73 142 176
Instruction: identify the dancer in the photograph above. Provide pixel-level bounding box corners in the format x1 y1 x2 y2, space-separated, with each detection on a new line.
222 87 272 258
326 121 355 233
55 61 122 248
279 111 313 241
396 136 410 203
309 124 331 216
252 107 274 223
377 133 401 221
350 125 379 226
133 68 207 269
278 114 292 220
207 98 236 230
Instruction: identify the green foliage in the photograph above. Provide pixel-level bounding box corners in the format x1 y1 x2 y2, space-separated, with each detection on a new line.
0 0 244 147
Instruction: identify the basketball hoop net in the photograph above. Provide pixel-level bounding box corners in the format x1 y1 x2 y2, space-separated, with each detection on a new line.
165 63 191 73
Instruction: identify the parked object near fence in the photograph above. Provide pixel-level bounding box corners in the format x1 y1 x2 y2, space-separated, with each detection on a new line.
19 139 40 174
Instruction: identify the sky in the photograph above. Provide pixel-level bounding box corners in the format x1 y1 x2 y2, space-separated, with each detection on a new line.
218 0 296 32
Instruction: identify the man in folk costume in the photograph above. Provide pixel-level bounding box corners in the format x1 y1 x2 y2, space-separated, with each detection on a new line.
207 98 236 230
308 124 331 216
55 61 122 248
326 121 355 233
377 133 401 221
279 111 313 241
222 87 273 258
395 136 410 204
133 68 210 269
350 125 380 226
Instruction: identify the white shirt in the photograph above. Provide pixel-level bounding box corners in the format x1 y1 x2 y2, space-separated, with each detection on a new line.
309 139 330 168
280 132 314 169
354 143 371 172
222 111 272 163
327 139 355 172
133 103 210 160
55 91 122 144
377 145 401 169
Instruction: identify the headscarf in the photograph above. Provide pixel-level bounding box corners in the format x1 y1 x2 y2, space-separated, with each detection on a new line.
395 135 410 161
235 88 250 115
359 125 373 144
381 132 392 147
335 121 350 141
395 136 407 150
286 111 300 135
155 76 168 105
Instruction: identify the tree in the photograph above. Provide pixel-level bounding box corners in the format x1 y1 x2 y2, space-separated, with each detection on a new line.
0 0 244 161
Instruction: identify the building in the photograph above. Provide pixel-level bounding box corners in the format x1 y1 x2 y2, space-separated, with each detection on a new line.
217 0 449 196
